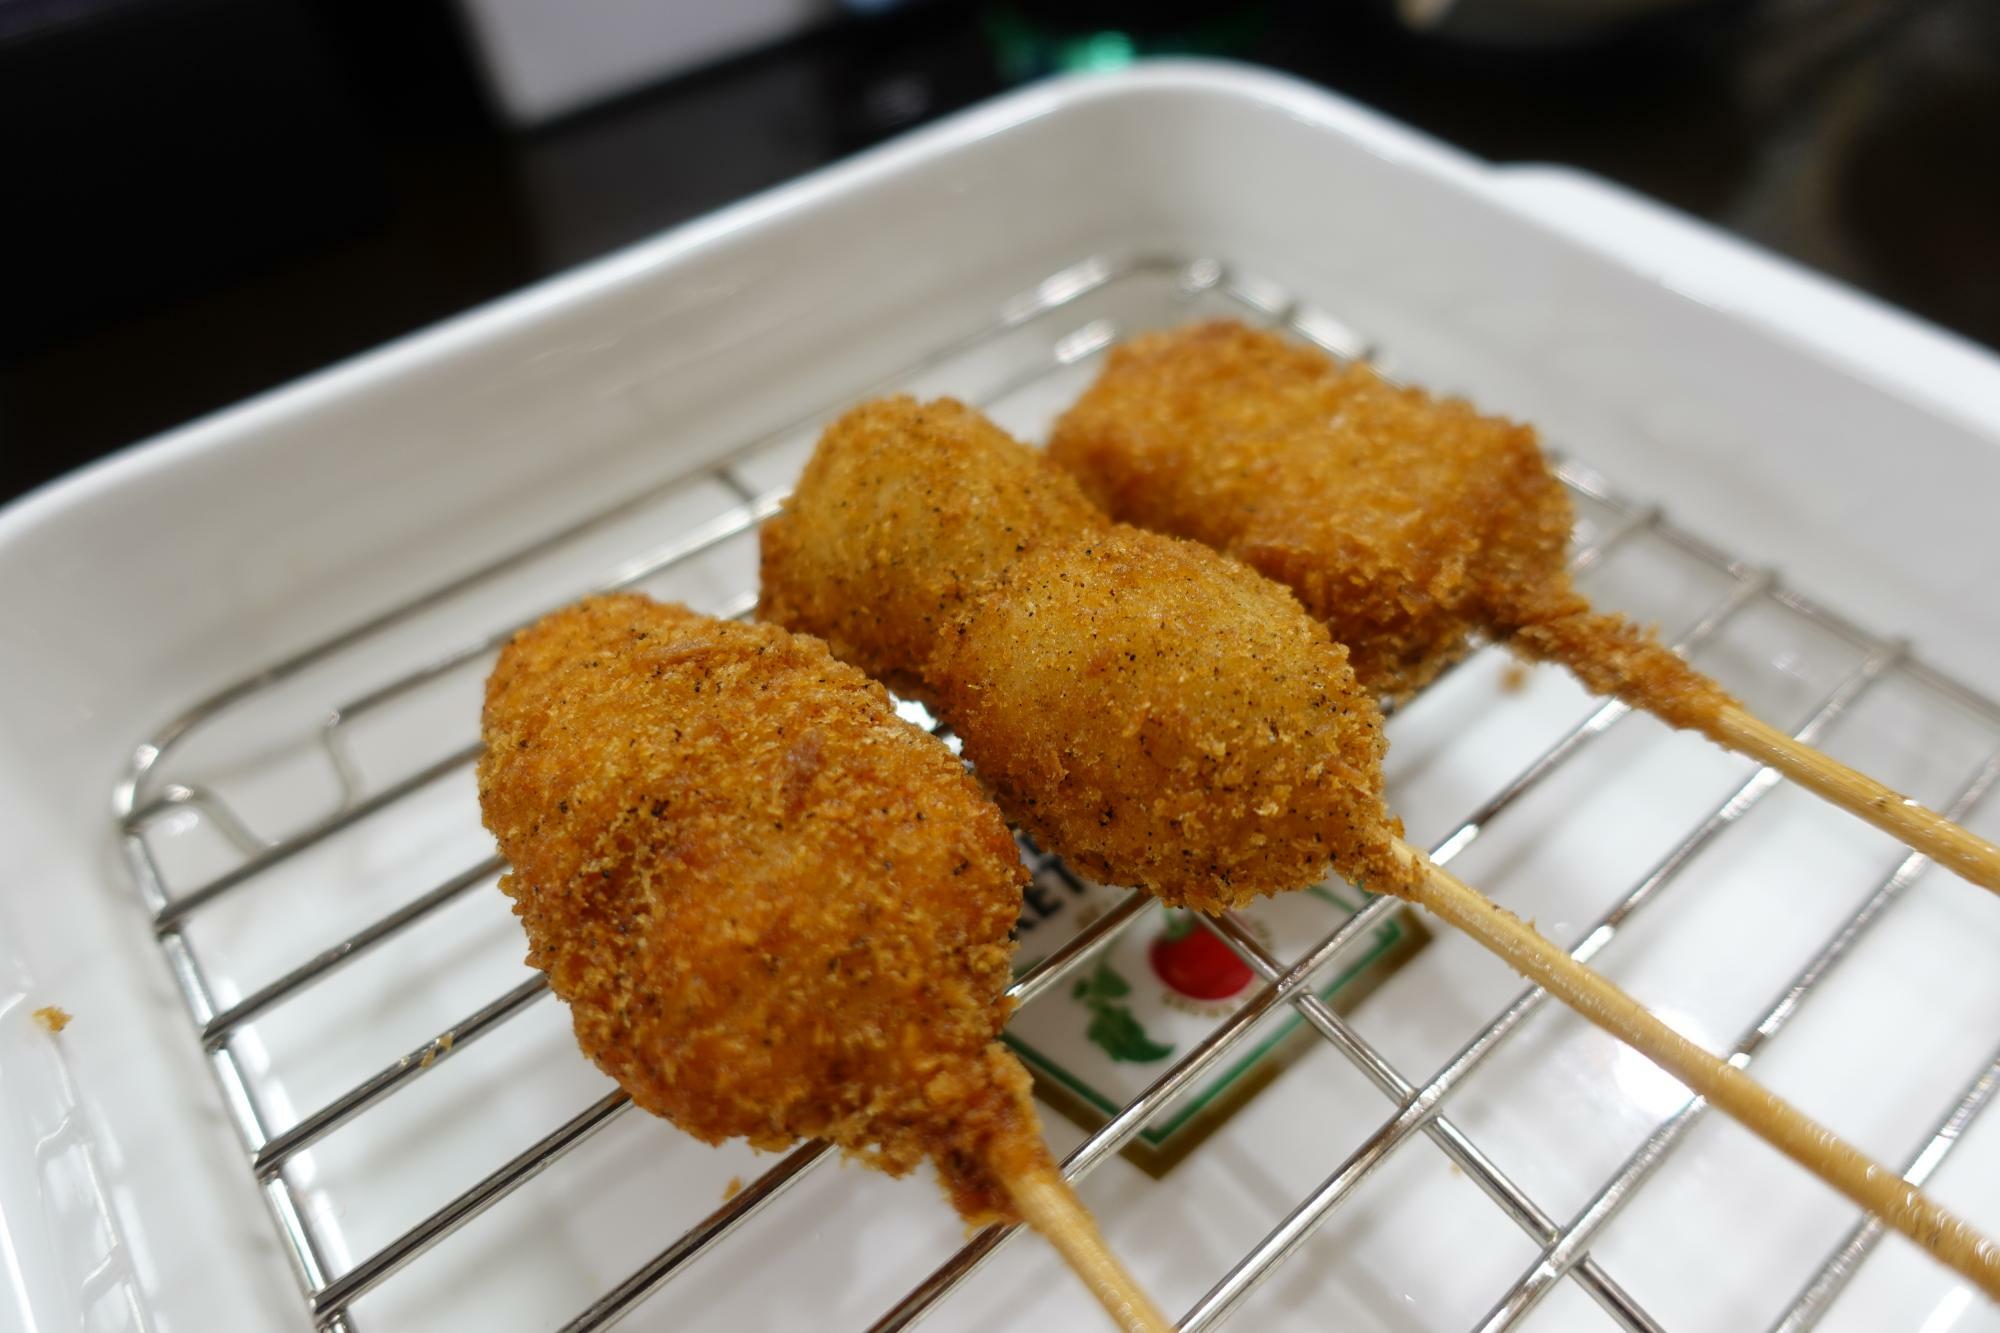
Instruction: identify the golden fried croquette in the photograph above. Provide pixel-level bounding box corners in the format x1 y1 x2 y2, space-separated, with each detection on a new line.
759 396 1108 691
1049 321 1731 728
930 526 1404 912
477 593 1049 1224
762 401 1407 910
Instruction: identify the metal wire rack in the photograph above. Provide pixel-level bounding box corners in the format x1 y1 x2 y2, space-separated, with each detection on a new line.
115 253 2000 1332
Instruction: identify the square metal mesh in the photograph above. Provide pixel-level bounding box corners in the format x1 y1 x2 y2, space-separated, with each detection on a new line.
116 255 2000 1332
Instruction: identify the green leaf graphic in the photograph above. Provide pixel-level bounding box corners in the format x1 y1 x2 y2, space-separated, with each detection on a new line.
1070 960 1172 1062
1086 1004 1175 1063
1088 960 1132 1000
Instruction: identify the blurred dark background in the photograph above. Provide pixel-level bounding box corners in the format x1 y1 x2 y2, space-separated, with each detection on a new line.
4 0 1996 502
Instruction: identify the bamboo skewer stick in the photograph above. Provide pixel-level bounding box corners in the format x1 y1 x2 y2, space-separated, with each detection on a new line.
1708 703 2000 896
1390 838 2000 1302
1007 1162 1175 1333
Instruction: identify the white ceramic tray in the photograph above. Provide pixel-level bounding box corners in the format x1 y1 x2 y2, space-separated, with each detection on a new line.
4 63 1999 1333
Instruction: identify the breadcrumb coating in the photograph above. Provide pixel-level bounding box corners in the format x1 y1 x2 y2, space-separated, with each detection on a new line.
759 395 1108 691
930 526 1405 912
478 593 1048 1224
1049 321 1731 728
761 399 1407 909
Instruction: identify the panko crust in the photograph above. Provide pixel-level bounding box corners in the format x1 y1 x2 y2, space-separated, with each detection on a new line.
1050 322 1731 728
759 395 1109 690
928 526 1405 912
478 593 1044 1223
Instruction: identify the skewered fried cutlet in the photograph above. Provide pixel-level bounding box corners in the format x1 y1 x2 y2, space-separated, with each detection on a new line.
1047 321 1732 728
759 400 1406 912
477 593 1049 1224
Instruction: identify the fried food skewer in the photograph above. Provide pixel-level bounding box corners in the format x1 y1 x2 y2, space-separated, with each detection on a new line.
761 397 2000 1301
478 594 1167 1333
1048 321 2000 897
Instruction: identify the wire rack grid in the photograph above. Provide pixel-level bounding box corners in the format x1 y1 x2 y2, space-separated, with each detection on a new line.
114 253 2000 1333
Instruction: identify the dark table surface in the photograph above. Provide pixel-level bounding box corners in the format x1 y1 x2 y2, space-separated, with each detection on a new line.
4 0 1995 503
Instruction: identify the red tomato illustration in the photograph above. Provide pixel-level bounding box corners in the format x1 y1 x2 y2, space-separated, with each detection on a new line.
1149 916 1253 1000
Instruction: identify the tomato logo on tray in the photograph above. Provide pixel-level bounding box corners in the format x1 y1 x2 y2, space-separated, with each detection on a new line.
1007 877 1423 1172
